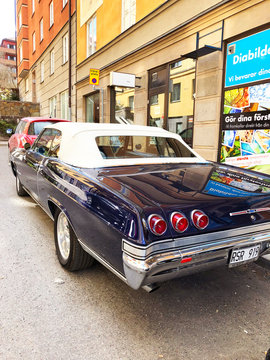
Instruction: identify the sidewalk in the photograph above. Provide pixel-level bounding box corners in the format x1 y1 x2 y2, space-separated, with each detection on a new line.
0 140 8 146
257 254 270 271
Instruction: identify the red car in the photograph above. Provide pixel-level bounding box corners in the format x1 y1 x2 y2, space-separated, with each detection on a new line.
7 117 69 153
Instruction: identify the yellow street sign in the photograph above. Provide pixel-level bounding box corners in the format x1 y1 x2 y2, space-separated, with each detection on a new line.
89 68 100 85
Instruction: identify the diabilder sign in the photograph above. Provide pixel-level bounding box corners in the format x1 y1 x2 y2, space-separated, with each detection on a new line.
225 28 270 88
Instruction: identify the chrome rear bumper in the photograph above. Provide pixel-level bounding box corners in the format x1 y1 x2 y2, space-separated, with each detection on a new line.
122 224 270 290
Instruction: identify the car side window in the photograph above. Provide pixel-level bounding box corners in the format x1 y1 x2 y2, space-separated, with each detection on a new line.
32 129 61 157
49 131 62 158
15 120 27 134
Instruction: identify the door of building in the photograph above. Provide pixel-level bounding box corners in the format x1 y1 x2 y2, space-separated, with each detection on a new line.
86 92 100 123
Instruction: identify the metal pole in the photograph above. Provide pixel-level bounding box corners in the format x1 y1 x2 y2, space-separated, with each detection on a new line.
68 0 72 120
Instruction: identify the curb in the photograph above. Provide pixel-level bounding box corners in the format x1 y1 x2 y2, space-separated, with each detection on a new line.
256 255 270 271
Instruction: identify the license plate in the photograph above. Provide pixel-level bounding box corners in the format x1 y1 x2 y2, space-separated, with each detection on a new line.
229 244 261 267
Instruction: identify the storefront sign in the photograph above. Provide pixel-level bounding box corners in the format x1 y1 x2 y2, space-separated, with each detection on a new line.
220 28 270 174
89 68 100 85
225 28 270 87
110 72 135 88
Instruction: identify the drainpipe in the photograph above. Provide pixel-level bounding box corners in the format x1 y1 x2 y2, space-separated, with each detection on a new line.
68 0 72 120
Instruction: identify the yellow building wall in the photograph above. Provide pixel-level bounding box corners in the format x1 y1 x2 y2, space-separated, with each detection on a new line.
77 0 167 65
136 0 166 22
96 0 121 50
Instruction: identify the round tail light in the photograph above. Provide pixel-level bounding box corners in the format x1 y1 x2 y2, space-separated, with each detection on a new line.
171 212 189 233
148 214 167 236
191 210 209 230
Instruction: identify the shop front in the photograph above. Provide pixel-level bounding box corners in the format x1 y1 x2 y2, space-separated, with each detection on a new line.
220 26 270 174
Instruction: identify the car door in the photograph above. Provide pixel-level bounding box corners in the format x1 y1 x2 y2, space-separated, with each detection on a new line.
22 128 57 201
9 120 28 152
37 130 62 209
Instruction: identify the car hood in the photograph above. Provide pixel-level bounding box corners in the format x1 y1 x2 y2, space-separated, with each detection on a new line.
95 162 270 239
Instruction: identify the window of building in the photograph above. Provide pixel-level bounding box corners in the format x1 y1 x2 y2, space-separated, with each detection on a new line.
62 33 68 64
110 87 135 124
18 9 22 29
19 44 23 63
32 0 35 14
86 16 96 57
63 0 67 9
148 58 195 147
171 61 182 69
32 32 36 53
85 92 100 123
7 55 15 61
49 96 57 117
170 83 181 102
40 18 43 42
49 1 54 27
50 49 54 74
40 61 44 83
128 95 134 111
60 90 69 119
121 0 136 32
25 78 29 92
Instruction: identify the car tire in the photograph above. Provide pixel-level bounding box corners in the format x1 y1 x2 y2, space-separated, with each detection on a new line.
54 209 95 271
16 174 28 197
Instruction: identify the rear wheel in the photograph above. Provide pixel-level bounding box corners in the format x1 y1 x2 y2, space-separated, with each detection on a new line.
54 209 94 271
16 174 28 197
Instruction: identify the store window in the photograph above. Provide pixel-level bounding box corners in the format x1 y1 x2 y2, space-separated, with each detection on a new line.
148 59 195 147
60 90 69 119
49 96 57 117
110 87 135 124
85 92 99 123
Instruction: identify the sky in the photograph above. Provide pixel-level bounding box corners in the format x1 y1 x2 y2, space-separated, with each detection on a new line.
0 0 16 41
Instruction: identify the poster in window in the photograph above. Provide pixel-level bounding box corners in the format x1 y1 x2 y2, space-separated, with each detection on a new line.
220 28 270 174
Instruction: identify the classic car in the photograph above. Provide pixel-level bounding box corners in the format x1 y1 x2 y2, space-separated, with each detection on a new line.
7 117 69 154
10 122 270 292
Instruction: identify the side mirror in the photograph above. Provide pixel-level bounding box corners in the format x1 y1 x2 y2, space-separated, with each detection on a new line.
24 143 31 150
6 128 13 136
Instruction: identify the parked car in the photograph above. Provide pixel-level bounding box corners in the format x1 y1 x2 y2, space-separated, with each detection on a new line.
10 122 270 292
7 117 69 154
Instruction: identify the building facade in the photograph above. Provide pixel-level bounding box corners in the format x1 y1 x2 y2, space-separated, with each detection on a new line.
0 38 17 89
76 0 270 171
16 0 76 120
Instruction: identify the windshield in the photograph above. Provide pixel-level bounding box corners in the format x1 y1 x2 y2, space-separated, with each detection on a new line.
96 136 195 159
28 121 59 136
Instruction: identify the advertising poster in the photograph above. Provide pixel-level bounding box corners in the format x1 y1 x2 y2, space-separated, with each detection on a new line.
220 28 270 174
203 169 270 198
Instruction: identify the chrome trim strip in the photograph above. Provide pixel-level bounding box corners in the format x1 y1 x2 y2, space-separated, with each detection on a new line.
122 223 270 260
77 239 127 284
230 208 270 216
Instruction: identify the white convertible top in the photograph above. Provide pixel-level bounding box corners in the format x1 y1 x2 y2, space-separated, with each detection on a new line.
46 122 206 168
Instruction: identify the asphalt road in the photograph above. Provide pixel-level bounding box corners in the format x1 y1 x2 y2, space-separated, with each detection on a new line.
0 143 270 360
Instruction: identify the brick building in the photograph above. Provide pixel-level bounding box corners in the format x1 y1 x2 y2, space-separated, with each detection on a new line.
16 0 76 119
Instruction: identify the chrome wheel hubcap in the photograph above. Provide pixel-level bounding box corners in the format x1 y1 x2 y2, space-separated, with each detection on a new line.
57 212 71 261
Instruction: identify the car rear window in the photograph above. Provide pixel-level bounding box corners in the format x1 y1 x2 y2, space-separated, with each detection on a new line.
95 136 195 159
28 121 59 136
